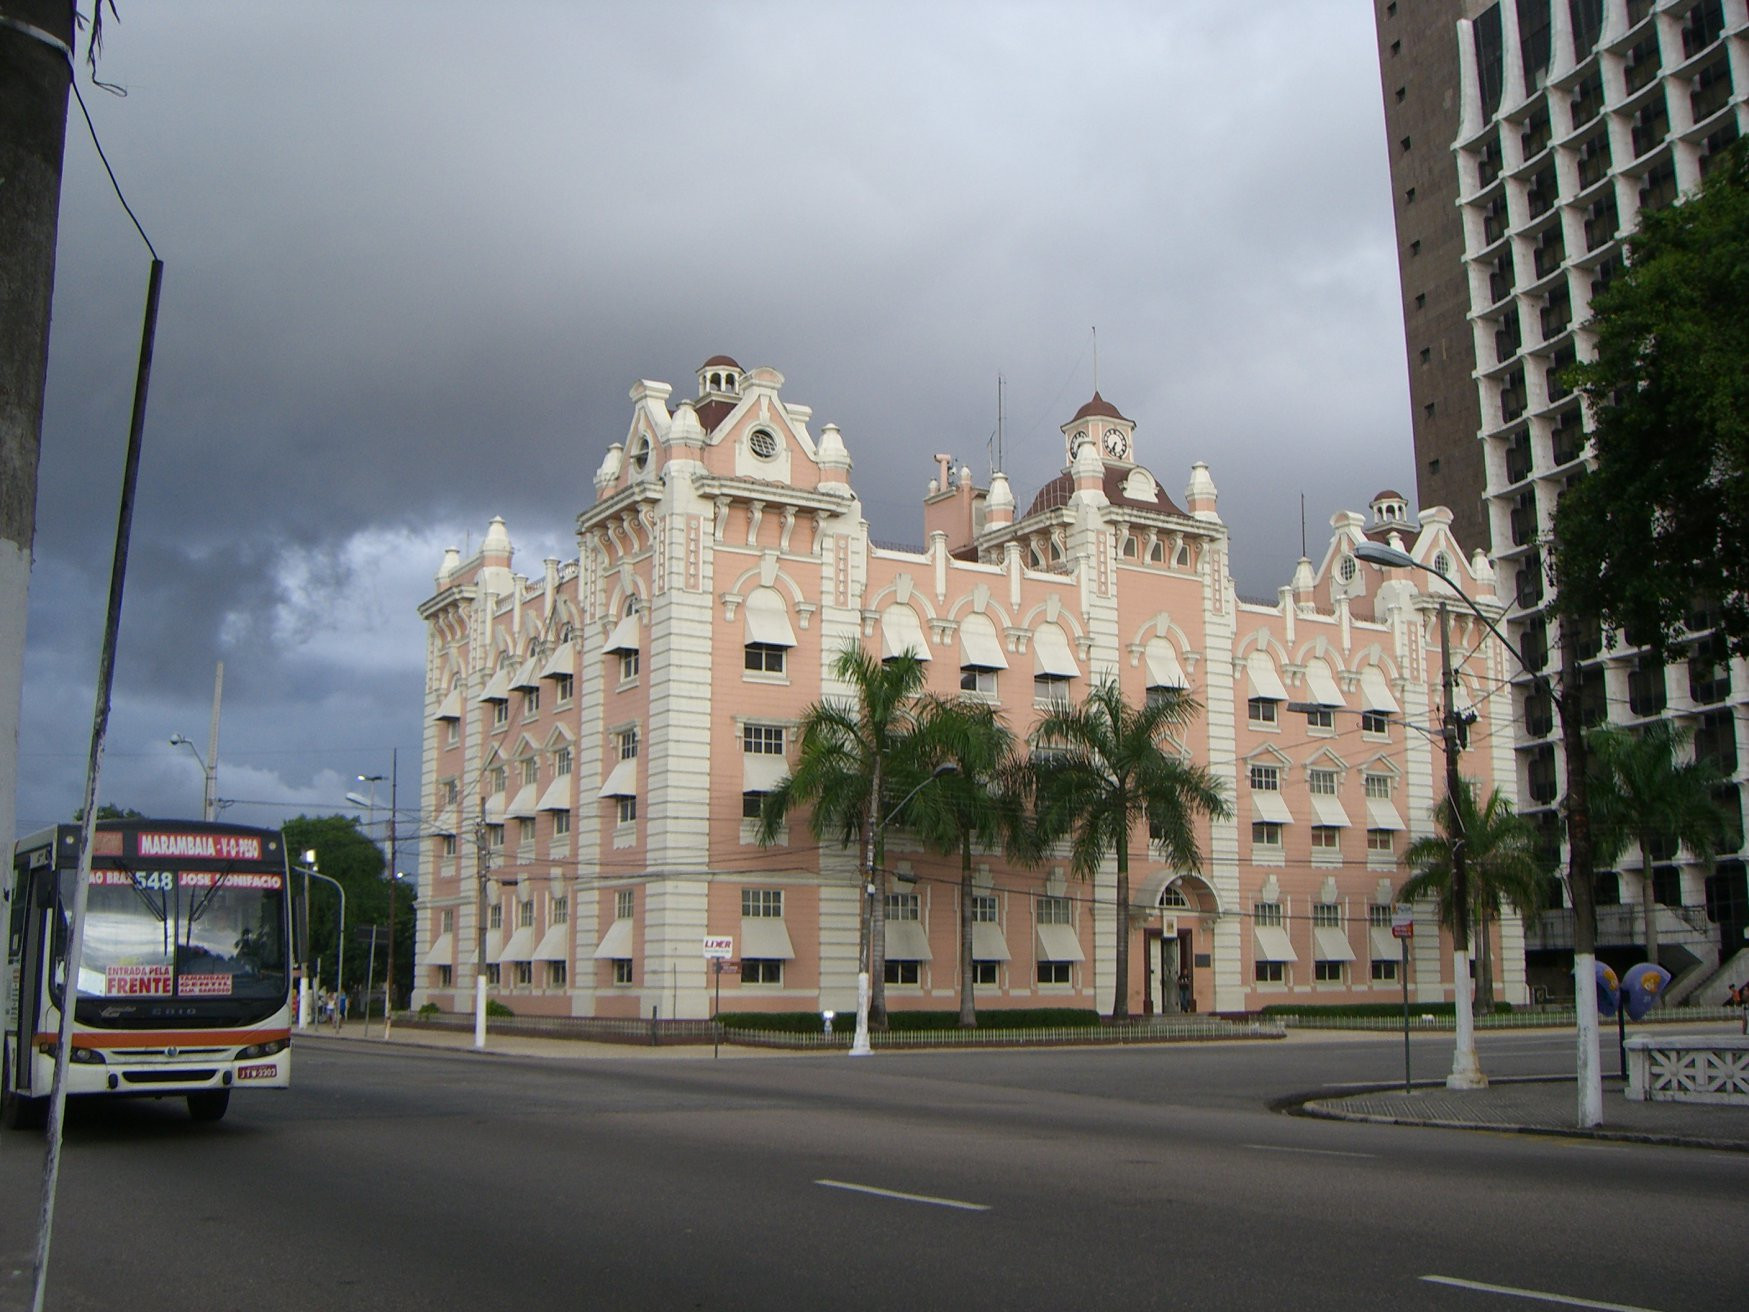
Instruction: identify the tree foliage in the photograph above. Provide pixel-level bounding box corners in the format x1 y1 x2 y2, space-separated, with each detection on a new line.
1032 681 1229 1020
282 814 415 1001
1554 139 1749 656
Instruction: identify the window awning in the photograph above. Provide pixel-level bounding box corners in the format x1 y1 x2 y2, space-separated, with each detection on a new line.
500 926 536 961
599 758 638 798
432 688 463 721
537 776 571 811
1314 926 1356 962
742 753 790 794
1253 924 1298 962
510 657 541 691
1032 624 1079 678
972 922 1010 962
484 790 507 824
1252 790 1293 824
429 806 457 837
539 645 575 680
476 668 511 703
1366 798 1405 831
1359 666 1400 714
1370 926 1401 961
740 917 796 960
880 607 931 661
593 918 633 959
1303 660 1345 707
604 614 640 654
533 924 570 961
506 783 539 819
1145 642 1187 690
1035 923 1084 963
417 932 453 968
884 919 932 962
1310 795 1351 827
1246 651 1288 702
484 932 507 965
743 588 797 647
958 614 1008 670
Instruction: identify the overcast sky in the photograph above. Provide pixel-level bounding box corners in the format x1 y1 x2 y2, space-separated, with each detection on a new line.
18 0 1411 842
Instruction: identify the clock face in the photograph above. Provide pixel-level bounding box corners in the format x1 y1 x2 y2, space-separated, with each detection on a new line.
1103 430 1130 460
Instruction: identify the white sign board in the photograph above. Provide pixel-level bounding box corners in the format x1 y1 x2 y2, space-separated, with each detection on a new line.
1391 905 1414 940
702 936 734 960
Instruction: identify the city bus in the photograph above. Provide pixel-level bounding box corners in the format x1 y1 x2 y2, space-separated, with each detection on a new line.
4 819 293 1125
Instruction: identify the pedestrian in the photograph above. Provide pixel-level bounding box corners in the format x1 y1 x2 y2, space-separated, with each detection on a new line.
337 990 349 1030
1177 968 1193 1013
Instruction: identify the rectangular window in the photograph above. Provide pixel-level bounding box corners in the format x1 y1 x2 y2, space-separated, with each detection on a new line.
618 727 639 760
1368 904 1393 927
1036 896 1071 925
1367 829 1395 854
619 650 640 682
1314 960 1344 982
514 961 533 987
616 889 634 920
524 686 540 715
437 965 453 987
884 893 920 921
742 959 783 984
556 746 572 775
551 810 570 836
1362 711 1391 736
884 960 920 985
1364 774 1392 800
1254 960 1284 983
1372 958 1399 981
486 964 500 985
441 908 455 934
445 778 460 805
616 796 637 824
1311 826 1340 851
548 960 567 987
494 701 509 727
744 643 786 674
522 758 539 786
552 673 573 703
742 791 767 820
1309 769 1338 796
517 817 535 845
961 667 996 695
551 896 568 925
612 959 633 985
519 899 535 928
972 894 997 923
742 724 785 754
1312 903 1341 928
1248 697 1278 726
1249 763 1280 791
1034 674 1071 704
973 961 999 986
1304 707 1333 730
487 824 505 849
1252 821 1283 848
489 903 503 930
441 834 457 857
1037 960 1072 985
742 888 783 918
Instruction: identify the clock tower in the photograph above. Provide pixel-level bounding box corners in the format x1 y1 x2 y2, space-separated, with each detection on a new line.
1061 391 1136 466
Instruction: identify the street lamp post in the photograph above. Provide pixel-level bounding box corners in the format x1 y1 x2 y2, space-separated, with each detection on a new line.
851 762 957 1057
1354 542 1539 1092
350 755 398 1034
295 849 345 1032
168 734 216 821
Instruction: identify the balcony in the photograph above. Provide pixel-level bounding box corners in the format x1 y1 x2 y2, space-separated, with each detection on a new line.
1692 59 1733 122
1526 166 1558 219
1483 203 1510 245
1505 429 1534 482
1631 96 1670 159
1495 311 1523 363
1516 550 1545 608
1570 72 1604 129
1501 371 1528 422
1584 197 1619 250
1682 1 1726 61
1623 38 1661 96
1628 661 1668 717
1639 162 1678 212
1577 135 1613 189
1540 290 1572 339
1533 235 1567 280
1521 110 1552 160
1510 491 1539 547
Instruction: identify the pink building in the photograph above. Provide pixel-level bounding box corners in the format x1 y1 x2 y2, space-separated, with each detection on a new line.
414 358 1523 1020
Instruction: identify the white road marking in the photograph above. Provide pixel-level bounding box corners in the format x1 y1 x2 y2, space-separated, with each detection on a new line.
1243 1144 1375 1159
815 1179 990 1211
1421 1275 1665 1311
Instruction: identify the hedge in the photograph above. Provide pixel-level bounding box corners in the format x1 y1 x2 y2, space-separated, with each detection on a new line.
714 1007 1103 1034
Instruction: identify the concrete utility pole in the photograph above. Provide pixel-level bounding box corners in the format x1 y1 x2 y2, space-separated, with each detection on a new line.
0 0 75 906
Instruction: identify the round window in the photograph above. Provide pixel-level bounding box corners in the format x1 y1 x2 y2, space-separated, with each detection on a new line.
630 435 651 472
749 430 778 460
1339 555 1357 583
1433 551 1453 577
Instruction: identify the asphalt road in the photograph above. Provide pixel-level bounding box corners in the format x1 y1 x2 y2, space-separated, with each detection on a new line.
0 1030 1740 1310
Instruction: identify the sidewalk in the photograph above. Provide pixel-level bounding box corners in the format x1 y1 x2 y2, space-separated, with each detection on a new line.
1302 1077 1749 1151
292 1018 787 1059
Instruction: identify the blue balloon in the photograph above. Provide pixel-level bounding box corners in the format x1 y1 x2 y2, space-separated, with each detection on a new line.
1595 961 1620 1019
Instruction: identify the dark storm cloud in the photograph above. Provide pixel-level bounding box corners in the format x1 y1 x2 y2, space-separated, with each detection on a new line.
18 0 1412 833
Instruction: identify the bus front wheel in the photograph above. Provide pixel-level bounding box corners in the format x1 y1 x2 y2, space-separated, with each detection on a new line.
187 1090 231 1122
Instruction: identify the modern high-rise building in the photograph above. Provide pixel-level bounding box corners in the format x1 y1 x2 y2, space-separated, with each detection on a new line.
1373 0 1749 991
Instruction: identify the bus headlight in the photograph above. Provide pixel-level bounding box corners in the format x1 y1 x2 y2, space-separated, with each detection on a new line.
69 1047 107 1065
235 1038 290 1061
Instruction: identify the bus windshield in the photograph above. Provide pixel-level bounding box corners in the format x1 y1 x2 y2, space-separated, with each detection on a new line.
69 869 289 1002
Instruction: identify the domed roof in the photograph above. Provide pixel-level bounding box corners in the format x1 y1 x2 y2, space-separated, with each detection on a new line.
1372 489 1407 503
700 354 742 370
1070 391 1130 424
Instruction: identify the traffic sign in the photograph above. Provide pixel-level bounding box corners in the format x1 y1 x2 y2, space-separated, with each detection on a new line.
1391 905 1414 939
702 936 734 959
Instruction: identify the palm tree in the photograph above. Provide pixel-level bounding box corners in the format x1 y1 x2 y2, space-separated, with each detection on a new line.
1586 722 1727 967
756 644 939 1028
1032 680 1229 1020
1401 781 1547 1013
905 697 1030 1028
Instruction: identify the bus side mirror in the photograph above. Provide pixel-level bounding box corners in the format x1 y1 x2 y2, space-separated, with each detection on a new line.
38 870 60 906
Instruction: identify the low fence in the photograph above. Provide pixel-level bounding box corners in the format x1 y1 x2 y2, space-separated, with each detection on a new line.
1279 1004 1745 1032
395 1011 1282 1049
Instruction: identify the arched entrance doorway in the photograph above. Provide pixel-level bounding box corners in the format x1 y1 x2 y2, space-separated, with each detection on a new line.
1142 877 1215 1015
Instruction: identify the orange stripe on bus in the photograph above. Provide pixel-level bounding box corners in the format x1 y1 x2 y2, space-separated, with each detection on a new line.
33 1028 292 1050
